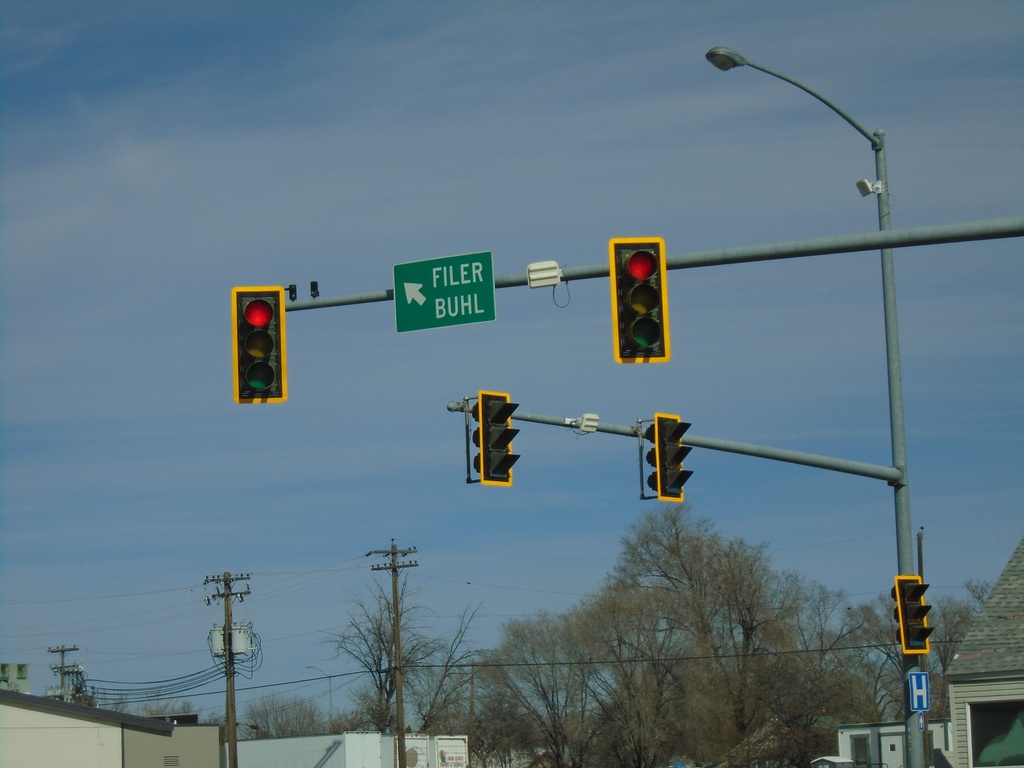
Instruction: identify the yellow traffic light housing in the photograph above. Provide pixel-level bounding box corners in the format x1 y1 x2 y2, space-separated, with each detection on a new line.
644 413 692 501
473 391 520 486
609 238 671 363
232 286 287 404
892 574 932 655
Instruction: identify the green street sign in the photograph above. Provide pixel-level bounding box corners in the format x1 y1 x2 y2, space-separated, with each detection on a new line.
393 251 496 333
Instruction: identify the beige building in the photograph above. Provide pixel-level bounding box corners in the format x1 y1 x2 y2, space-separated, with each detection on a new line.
946 534 1024 768
0 689 220 767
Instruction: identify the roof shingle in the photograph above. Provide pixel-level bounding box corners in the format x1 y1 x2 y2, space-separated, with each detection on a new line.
947 534 1024 679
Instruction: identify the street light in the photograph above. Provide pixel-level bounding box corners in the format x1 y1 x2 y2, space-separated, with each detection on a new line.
306 665 333 717
705 45 920 768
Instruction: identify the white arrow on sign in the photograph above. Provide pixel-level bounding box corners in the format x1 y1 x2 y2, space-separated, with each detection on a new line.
404 282 426 306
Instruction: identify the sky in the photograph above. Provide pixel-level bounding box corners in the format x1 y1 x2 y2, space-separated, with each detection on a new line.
2 1 1022 721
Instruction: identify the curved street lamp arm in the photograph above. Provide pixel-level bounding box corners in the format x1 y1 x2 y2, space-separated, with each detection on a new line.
743 59 881 150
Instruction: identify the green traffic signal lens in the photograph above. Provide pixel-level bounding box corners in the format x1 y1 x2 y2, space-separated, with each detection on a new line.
628 317 661 348
244 299 274 327
244 330 275 358
245 361 276 390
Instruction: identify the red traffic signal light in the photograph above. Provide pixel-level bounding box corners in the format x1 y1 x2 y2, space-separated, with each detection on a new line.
232 286 287 404
609 238 671 364
473 391 520 486
892 574 932 655
644 413 692 501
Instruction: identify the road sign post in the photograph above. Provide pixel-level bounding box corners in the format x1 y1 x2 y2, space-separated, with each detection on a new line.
394 252 496 333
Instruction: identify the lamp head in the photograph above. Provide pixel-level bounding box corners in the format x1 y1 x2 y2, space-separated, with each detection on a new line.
705 46 748 71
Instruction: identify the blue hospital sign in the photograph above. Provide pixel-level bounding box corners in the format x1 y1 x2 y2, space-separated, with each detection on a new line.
908 672 930 712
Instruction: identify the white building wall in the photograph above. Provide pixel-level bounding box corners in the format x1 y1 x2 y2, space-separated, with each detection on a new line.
0 701 123 768
836 721 951 768
238 734 349 768
236 732 467 768
237 731 384 768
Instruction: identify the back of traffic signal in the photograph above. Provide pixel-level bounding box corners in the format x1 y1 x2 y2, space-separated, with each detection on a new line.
892 574 932 655
471 391 520 486
644 413 693 502
450 393 693 496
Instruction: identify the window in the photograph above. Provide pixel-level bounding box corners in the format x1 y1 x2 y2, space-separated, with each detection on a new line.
970 701 1024 767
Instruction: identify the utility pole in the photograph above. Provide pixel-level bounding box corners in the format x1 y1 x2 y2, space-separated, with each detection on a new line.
468 661 476 768
367 541 418 768
917 529 931 766
205 572 251 768
47 645 79 701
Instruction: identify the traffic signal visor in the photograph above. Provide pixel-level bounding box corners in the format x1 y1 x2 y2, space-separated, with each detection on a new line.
893 574 932 655
609 238 670 364
473 390 520 486
645 412 692 502
232 286 287 404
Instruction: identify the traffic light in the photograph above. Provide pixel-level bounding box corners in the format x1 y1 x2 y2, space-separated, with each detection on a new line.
609 237 671 364
232 286 287 404
644 413 692 501
473 390 520 486
892 574 932 655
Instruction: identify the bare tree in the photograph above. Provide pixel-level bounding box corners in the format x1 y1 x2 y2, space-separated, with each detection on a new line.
409 603 480 733
610 508 788 755
452 508 991 767
483 610 599 768
332 575 479 733
578 586 687 768
471 672 536 768
608 506 873 766
963 578 993 610
757 581 865 768
243 694 324 738
333 576 431 732
844 593 904 721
